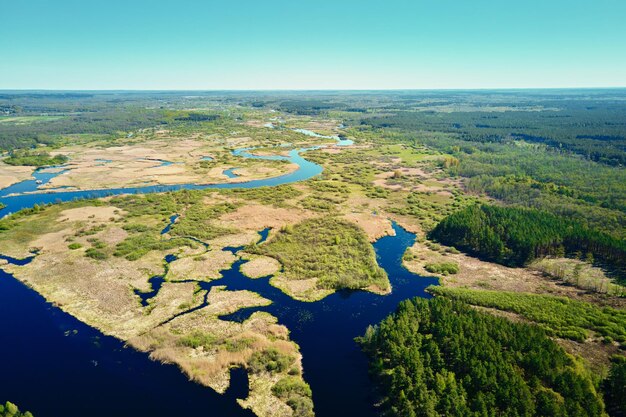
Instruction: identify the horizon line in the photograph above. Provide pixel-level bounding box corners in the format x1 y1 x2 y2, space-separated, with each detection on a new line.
1 86 626 93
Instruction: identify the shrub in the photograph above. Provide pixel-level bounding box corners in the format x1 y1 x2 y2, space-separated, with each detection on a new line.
248 348 295 374
179 331 217 349
0 401 34 417
272 377 314 417
424 261 459 275
85 248 107 260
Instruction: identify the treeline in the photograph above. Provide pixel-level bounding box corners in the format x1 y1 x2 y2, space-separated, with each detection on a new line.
0 108 168 151
429 204 626 280
277 100 344 115
362 101 626 166
4 149 68 167
603 358 626 417
428 286 626 345
358 297 606 417
0 91 228 151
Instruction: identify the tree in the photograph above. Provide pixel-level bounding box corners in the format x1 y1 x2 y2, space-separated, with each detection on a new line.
603 359 626 417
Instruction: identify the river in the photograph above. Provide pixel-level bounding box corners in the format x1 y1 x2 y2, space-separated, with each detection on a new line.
0 145 434 417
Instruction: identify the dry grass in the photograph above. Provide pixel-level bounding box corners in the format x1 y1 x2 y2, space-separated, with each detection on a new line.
404 240 625 308
343 212 394 242
58 206 124 222
34 137 297 191
240 254 281 278
270 275 334 302
167 250 237 282
130 308 304 416
0 162 34 188
219 204 313 231
530 257 626 297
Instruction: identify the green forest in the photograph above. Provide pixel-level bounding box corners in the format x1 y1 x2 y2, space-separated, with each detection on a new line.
358 297 606 417
428 286 626 345
428 204 626 281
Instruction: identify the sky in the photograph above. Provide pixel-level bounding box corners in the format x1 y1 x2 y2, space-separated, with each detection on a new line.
1 0 625 90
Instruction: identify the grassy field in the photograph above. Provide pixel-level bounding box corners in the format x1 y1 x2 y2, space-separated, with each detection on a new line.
250 216 389 294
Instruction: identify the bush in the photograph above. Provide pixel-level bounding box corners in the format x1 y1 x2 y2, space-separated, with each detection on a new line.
85 248 107 260
0 401 34 417
179 331 217 349
248 348 295 374
67 242 82 250
272 377 314 417
4 149 68 167
424 261 459 275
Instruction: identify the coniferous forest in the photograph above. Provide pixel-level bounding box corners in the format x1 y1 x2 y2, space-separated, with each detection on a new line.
428 204 626 281
358 297 606 417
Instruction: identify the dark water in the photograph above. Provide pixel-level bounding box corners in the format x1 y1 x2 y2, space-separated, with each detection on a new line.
0 269 255 417
0 147 436 417
207 222 437 417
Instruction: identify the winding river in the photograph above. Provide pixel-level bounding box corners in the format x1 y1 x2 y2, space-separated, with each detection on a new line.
0 143 435 417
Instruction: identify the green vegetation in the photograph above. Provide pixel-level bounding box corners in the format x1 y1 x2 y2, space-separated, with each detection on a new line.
361 99 626 166
178 330 218 349
272 377 314 417
114 233 191 261
424 261 459 275
2 90 626 417
108 192 238 260
429 286 626 345
248 348 295 374
0 94 193 151
602 358 626 417
168 202 237 241
0 402 33 417
85 247 107 260
351 92 626 240
429 204 626 282
250 216 389 291
531 258 626 297
358 297 605 417
4 149 67 167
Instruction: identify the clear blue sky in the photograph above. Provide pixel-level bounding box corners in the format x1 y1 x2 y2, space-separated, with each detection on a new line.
1 0 625 90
